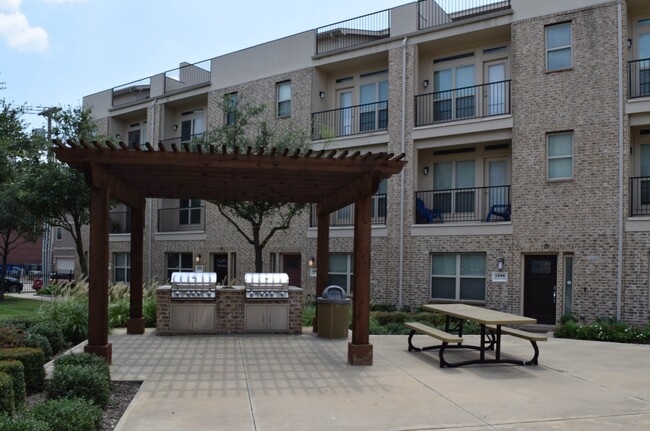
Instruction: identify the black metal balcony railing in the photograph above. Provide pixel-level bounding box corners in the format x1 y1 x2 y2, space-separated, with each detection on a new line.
415 185 510 223
109 211 131 234
111 77 151 107
630 176 650 216
310 194 387 227
164 60 211 94
418 0 511 31
312 101 388 140
316 9 390 55
628 59 650 99
158 133 207 150
158 206 205 232
415 80 511 127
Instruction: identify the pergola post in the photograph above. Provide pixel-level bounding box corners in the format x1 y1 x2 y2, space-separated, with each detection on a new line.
348 193 372 365
85 185 112 363
313 207 330 332
127 204 145 334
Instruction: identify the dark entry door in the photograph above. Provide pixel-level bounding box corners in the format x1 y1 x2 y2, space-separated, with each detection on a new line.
524 255 557 324
282 254 301 287
212 253 228 285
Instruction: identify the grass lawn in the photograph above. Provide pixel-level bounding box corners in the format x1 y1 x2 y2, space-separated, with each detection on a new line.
0 295 43 319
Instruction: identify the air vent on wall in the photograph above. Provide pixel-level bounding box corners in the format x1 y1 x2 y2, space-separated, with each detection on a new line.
640 129 650 135
433 147 475 156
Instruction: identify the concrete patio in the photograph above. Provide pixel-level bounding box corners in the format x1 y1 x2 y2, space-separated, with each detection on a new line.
92 328 650 430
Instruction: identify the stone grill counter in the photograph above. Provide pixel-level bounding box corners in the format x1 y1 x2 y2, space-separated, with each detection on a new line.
156 285 303 335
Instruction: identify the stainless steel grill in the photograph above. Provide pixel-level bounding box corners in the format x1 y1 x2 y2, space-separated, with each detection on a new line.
170 272 217 300
244 272 289 300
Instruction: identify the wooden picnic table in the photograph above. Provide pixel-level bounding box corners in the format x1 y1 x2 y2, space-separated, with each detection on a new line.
408 304 542 367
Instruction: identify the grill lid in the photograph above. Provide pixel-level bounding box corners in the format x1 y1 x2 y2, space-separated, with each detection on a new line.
244 273 289 288
171 272 217 289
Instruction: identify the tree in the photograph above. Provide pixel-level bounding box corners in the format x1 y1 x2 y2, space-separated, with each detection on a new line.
205 96 311 272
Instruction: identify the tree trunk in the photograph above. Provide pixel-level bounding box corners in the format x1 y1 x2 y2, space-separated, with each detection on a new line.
0 240 8 301
74 222 87 277
252 224 263 272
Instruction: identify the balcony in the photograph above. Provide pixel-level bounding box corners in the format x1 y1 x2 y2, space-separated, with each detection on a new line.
630 176 650 216
109 211 131 234
310 194 387 227
629 59 650 99
164 60 211 94
415 80 511 127
158 206 205 233
417 0 511 31
415 185 510 223
158 133 206 150
312 101 388 140
111 77 151 107
316 9 390 55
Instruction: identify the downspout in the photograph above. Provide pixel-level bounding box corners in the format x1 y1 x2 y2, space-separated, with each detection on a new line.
398 36 408 310
616 0 624 321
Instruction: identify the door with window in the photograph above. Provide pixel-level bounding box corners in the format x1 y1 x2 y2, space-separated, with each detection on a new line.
483 61 507 116
524 255 557 325
180 110 205 143
282 254 301 288
485 158 510 219
212 253 229 285
337 90 353 136
433 65 475 122
633 142 650 215
637 18 650 97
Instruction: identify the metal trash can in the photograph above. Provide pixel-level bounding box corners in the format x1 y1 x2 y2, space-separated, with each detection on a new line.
316 285 351 339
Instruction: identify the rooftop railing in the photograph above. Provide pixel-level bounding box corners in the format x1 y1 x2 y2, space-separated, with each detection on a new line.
418 0 511 31
164 59 212 94
111 77 151 107
312 101 388 140
415 80 511 127
628 59 650 99
316 9 390 55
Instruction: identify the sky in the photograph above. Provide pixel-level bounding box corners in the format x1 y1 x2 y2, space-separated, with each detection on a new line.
0 0 410 130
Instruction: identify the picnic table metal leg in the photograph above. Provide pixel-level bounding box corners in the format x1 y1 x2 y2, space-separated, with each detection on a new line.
480 324 486 361
495 325 502 361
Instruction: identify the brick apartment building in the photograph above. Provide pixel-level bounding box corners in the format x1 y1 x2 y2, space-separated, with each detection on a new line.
81 0 650 326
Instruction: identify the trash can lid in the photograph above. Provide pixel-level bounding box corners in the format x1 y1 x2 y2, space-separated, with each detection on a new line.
317 285 351 304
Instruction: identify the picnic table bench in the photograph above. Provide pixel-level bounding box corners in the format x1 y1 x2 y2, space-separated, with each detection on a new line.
486 325 547 365
405 322 463 368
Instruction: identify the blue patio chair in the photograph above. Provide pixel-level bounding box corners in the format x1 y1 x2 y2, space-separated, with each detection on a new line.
416 197 443 224
486 204 511 222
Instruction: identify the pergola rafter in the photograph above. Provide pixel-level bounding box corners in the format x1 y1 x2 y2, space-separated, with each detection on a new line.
52 139 406 365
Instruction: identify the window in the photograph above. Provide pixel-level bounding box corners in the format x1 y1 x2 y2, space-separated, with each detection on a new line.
114 252 130 283
328 253 354 294
546 22 572 71
547 132 573 180
433 160 475 214
179 199 202 225
225 93 238 125
277 81 291 117
431 253 486 301
359 78 388 132
55 227 62 241
433 64 475 121
180 110 205 143
166 252 194 280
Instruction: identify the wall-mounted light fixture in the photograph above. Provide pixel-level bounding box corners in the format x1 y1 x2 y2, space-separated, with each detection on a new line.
172 124 178 131
423 166 429 176
308 256 315 267
497 258 504 271
319 91 325 99
628 38 632 49
423 79 429 88
195 254 202 263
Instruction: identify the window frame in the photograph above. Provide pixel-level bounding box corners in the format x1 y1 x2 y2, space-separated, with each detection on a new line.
178 198 202 226
166 252 194 281
276 81 291 118
547 131 574 181
113 252 131 283
327 253 354 294
545 22 573 71
430 253 486 301
225 92 238 126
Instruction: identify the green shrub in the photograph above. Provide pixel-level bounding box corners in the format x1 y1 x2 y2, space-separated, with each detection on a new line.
0 317 36 332
0 348 45 394
0 361 25 411
0 373 14 416
24 334 52 361
54 353 110 382
0 414 49 431
0 326 28 350
370 304 397 312
108 297 130 329
37 299 88 345
143 296 157 327
29 322 66 354
47 364 110 409
302 305 315 327
29 398 103 431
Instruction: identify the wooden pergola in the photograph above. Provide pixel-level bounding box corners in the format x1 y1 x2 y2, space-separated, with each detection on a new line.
52 140 406 365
